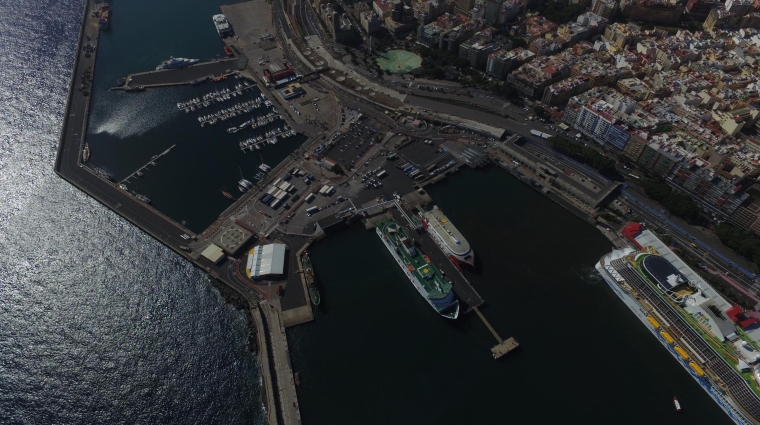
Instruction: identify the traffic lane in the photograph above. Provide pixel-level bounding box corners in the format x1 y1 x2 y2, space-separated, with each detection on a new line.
623 187 757 276
622 197 760 291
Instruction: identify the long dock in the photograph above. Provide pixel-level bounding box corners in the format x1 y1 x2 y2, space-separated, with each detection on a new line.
120 144 175 184
116 58 243 89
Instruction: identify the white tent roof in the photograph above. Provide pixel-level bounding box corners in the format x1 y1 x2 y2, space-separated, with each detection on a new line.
247 243 286 278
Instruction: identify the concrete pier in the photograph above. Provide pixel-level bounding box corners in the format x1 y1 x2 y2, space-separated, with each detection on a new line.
473 307 520 359
119 58 242 89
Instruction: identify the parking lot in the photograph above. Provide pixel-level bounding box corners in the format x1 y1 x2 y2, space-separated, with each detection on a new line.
323 116 385 171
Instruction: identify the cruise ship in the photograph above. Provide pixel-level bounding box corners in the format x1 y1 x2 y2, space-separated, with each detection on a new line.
420 206 474 267
596 223 760 425
212 14 233 37
376 218 459 319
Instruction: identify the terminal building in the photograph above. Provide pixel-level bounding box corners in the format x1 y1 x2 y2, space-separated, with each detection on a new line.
246 243 287 279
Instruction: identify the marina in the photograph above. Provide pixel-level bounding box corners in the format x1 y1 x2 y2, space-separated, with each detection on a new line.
178 79 257 112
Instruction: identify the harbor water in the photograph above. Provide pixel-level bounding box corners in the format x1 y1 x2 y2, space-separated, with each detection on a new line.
85 0 306 233
0 0 265 423
288 166 736 425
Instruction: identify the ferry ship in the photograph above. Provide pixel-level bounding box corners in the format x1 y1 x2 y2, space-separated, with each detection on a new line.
156 57 199 70
420 206 474 267
212 14 233 37
376 218 459 319
596 225 760 425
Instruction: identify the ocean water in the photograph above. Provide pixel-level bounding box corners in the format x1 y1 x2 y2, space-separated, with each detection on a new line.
0 1 264 423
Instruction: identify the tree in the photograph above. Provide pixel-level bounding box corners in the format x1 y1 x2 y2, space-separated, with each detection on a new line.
331 164 345 175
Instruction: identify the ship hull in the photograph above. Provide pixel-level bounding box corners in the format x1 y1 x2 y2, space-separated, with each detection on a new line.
595 261 753 425
422 214 475 267
377 227 459 319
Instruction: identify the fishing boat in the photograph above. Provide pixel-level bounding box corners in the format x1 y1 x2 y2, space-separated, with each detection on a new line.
221 189 236 201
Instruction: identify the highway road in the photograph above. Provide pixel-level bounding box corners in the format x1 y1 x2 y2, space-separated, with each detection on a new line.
621 190 760 303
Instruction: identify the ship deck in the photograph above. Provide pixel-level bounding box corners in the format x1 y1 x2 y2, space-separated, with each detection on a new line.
379 218 451 300
385 209 484 312
422 208 471 256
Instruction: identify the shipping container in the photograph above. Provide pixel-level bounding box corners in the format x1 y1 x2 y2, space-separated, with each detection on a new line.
305 193 316 203
376 170 387 178
398 162 410 170
267 186 278 195
306 206 319 214
283 174 292 181
408 170 421 178
262 194 274 204
401 164 414 172
270 199 281 209
319 186 329 195
414 174 426 181
307 174 315 180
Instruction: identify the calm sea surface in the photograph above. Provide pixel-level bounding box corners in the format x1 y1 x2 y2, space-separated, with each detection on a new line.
0 0 264 423
288 166 736 425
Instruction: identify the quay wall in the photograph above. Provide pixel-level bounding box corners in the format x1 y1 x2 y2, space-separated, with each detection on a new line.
54 0 89 173
53 3 283 425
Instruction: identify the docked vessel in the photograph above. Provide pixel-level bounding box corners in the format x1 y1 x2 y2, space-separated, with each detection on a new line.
376 218 459 319
190 76 209 86
212 14 233 37
238 172 253 193
98 4 110 29
221 189 236 201
156 57 199 70
82 143 90 162
123 86 145 92
596 224 760 425
134 194 150 204
420 206 474 267
302 252 320 306
224 46 234 57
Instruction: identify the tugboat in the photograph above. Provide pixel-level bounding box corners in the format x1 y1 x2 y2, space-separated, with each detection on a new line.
673 397 682 412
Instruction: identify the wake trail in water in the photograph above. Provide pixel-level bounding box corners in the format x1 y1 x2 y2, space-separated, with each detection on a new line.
91 92 176 138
